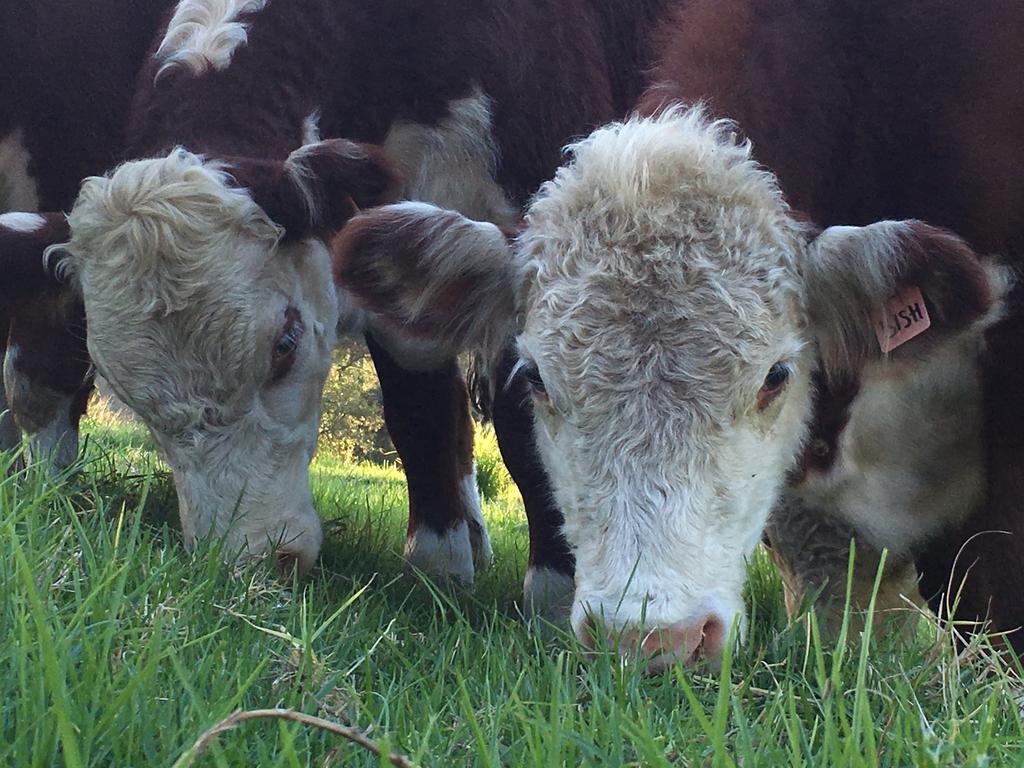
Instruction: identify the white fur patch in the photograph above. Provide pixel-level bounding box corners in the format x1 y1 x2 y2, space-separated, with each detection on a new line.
155 0 269 79
404 520 476 584
384 88 518 228
462 464 493 569
791 337 988 556
522 566 575 622
0 129 41 211
301 111 321 145
0 212 46 233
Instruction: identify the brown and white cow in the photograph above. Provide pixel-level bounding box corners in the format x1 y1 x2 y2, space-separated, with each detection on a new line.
19 0 674 606
333 0 1024 665
0 0 172 466
639 0 1024 651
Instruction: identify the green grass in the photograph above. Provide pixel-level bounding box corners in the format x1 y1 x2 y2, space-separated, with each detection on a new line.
2 420 1023 767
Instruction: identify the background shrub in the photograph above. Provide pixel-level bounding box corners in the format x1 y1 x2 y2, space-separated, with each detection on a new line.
317 339 394 464
474 422 515 502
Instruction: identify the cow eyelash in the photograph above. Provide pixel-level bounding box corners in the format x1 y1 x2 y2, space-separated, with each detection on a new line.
271 307 305 381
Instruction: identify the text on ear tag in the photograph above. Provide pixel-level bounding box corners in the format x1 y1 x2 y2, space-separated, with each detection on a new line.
874 285 931 353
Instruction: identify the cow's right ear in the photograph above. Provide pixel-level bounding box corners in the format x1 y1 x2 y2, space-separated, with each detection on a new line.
228 139 403 239
0 212 72 303
332 202 519 359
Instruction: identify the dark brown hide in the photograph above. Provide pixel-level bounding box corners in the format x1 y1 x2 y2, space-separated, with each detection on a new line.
130 0 673 204
0 214 69 304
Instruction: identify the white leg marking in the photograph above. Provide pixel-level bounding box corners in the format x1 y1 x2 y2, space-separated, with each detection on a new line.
384 86 518 227
0 129 41 211
0 212 46 233
462 463 493 570
522 566 575 622
3 345 80 468
26 394 79 470
404 520 476 584
155 0 269 78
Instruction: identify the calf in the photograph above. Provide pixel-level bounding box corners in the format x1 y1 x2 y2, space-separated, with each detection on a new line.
21 0 673 605
638 0 1024 650
0 0 172 465
337 108 1009 666
341 0 1024 662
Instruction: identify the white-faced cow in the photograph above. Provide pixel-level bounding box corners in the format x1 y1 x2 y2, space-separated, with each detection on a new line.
334 0 1024 665
21 0 674 607
638 0 1024 654
0 0 172 466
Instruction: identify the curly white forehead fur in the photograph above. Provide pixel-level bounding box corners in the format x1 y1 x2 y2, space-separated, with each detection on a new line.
517 107 807 418
49 149 284 434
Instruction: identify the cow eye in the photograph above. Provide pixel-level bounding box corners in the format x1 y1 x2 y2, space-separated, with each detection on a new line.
520 360 546 394
757 362 790 410
271 307 305 381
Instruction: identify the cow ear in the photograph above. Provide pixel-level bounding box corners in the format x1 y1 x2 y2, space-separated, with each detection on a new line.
0 212 72 303
229 139 402 238
332 202 519 360
804 220 1007 379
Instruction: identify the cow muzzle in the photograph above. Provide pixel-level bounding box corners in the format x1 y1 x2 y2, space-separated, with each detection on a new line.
578 612 729 671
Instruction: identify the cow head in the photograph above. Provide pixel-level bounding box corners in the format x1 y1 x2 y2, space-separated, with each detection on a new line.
0 211 92 469
333 108 1006 668
46 139 399 573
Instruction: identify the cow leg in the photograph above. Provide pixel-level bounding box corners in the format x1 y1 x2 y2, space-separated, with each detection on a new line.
365 333 492 584
3 296 92 470
0 315 20 456
491 350 575 621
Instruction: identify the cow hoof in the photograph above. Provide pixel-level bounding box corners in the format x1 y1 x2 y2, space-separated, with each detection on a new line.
522 566 574 623
404 520 476 585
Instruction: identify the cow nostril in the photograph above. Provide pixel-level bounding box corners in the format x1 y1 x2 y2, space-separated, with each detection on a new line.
637 616 727 671
690 616 726 664
274 548 313 578
576 614 729 671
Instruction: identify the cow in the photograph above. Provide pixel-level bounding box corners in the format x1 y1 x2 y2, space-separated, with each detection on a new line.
14 0 674 609
331 0 1024 666
0 0 172 466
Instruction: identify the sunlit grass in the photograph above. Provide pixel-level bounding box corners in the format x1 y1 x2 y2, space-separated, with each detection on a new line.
1 419 1022 766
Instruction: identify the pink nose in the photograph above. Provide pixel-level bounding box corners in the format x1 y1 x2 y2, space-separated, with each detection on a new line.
579 616 726 672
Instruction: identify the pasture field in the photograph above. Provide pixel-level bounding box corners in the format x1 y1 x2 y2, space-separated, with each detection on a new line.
2 417 1023 767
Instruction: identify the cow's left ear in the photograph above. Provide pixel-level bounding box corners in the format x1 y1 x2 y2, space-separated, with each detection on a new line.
803 220 1008 379
0 212 72 303
332 202 519 361
228 139 402 239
